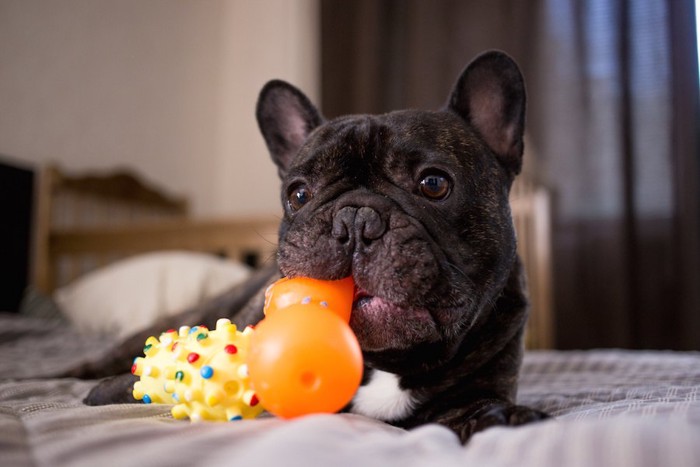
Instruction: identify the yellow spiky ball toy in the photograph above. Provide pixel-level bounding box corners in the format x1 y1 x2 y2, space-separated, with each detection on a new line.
132 319 262 421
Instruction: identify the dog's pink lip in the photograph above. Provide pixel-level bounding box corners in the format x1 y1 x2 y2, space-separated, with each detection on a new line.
349 293 439 351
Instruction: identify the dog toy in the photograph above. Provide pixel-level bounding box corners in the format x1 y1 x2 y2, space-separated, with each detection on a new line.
132 277 362 421
132 320 262 421
251 277 361 418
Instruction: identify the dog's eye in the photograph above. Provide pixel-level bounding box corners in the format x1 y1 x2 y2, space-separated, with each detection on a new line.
288 184 313 212
419 173 451 200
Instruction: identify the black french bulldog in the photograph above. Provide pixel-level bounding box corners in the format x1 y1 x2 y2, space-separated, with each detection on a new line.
82 50 547 442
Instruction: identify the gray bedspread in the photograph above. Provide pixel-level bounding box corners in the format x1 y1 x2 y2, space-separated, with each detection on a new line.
1 313 699 466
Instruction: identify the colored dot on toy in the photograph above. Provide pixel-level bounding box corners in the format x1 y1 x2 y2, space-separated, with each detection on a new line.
301 296 311 304
201 366 214 379
175 371 184 381
187 352 200 363
230 415 243 421
143 394 152 404
144 344 152 353
197 333 208 341
224 344 238 354
320 301 328 307
131 363 137 374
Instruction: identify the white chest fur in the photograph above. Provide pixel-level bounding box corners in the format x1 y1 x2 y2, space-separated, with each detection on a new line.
350 370 417 421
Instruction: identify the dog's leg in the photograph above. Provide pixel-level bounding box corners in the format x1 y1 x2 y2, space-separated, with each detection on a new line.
78 264 279 405
68 263 278 380
437 399 549 443
83 373 138 405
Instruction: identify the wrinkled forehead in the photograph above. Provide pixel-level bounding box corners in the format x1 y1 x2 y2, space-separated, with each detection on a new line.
286 110 481 179
312 110 475 151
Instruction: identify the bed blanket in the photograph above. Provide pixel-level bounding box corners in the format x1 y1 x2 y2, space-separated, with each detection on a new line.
1 313 698 467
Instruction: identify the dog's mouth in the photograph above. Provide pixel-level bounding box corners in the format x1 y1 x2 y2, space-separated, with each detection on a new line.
352 286 373 307
350 285 440 351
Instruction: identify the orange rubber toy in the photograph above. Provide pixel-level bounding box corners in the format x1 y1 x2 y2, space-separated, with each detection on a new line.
250 277 363 418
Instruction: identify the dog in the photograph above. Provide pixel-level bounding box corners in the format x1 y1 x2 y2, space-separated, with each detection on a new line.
82 50 547 442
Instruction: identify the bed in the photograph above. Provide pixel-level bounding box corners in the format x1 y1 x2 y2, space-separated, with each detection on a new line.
2 164 698 466
2 318 698 466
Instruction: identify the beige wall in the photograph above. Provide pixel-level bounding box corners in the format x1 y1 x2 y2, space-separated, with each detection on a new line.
0 0 319 218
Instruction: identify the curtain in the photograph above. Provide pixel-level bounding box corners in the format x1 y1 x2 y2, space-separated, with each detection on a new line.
320 0 700 350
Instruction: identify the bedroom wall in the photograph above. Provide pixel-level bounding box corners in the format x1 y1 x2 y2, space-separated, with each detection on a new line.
0 0 319 218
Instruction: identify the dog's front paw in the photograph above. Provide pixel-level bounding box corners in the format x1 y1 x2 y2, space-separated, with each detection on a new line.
84 373 138 406
444 400 549 443
469 402 548 434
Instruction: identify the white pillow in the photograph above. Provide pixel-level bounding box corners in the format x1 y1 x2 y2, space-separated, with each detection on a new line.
54 251 251 338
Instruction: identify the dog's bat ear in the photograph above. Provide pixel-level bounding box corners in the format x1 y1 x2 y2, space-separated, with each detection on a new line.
256 80 324 177
447 51 525 175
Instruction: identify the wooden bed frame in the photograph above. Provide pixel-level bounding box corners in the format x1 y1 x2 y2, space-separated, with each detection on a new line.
32 166 279 292
31 165 553 348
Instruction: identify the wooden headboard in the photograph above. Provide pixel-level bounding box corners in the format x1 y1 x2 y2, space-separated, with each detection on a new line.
32 166 279 293
510 176 554 349
32 165 552 349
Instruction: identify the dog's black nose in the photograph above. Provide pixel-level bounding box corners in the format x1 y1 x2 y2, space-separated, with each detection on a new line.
332 206 386 247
